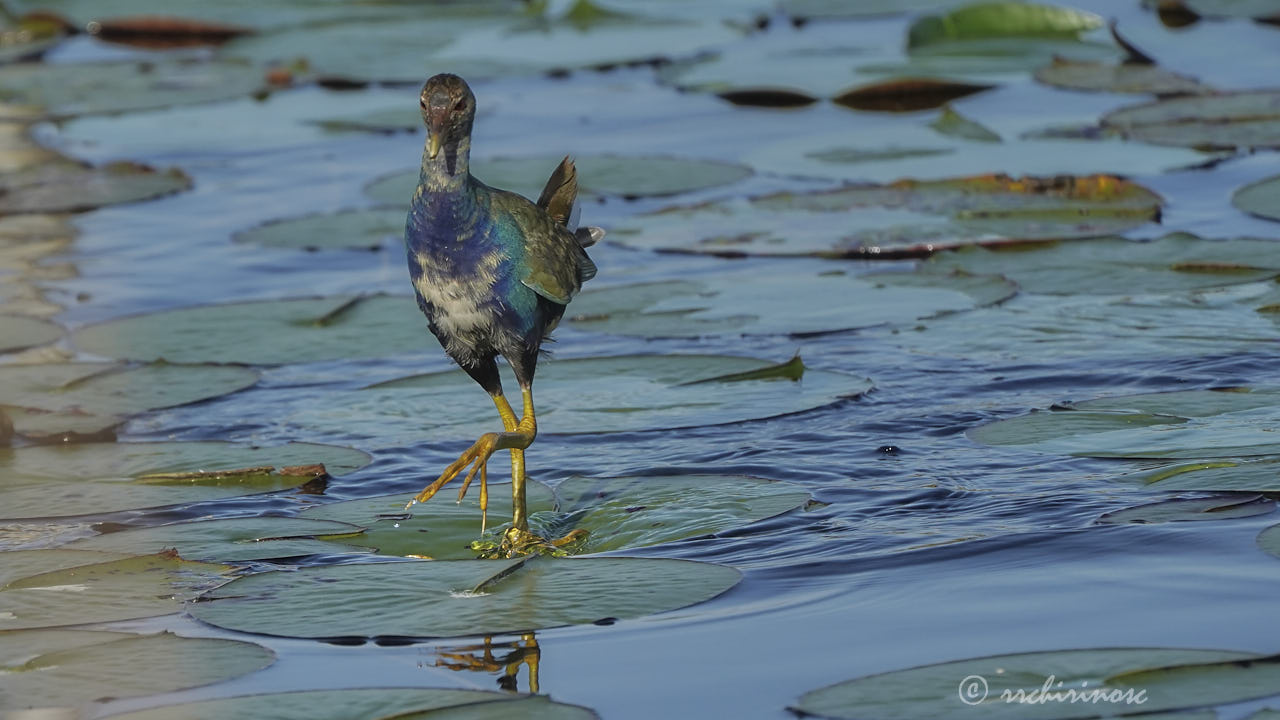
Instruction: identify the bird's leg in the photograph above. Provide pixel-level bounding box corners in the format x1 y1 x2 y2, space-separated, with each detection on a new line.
452 393 519 532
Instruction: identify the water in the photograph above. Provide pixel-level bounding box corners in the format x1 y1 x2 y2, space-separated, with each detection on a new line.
8 1 1280 718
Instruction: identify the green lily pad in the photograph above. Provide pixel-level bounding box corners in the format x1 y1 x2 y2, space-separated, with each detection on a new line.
0 161 192 215
101 689 598 720
1128 458 1280 492
657 45 868 100
0 59 266 119
611 174 1161 257
1232 175 1280 223
908 2 1105 47
791 647 1267 720
1097 494 1274 524
72 294 427 364
233 208 406 251
0 362 259 442
0 551 234 631
0 441 371 519
310 106 423 134
565 264 1014 337
292 355 871 447
1033 58 1210 95
1102 90 1280 150
0 314 61 353
190 555 740 639
926 234 1280 295
0 629 273 712
930 105 1002 142
366 155 753 207
969 388 1280 459
64 517 368 562
780 0 969 19
0 548 128 585
300 481 558 560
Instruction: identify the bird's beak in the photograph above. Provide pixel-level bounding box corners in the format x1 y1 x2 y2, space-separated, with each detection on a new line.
428 131 442 159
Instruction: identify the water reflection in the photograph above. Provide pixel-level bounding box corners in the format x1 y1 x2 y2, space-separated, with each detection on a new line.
432 633 542 694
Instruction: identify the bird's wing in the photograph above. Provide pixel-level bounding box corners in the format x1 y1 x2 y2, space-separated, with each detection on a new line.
499 192 595 306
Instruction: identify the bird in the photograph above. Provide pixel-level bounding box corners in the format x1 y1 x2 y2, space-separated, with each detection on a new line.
403 73 601 556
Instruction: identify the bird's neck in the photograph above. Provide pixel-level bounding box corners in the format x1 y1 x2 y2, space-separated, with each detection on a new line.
420 135 472 193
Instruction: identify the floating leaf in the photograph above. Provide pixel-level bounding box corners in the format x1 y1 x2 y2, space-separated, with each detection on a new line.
64 517 368 562
0 441 371 519
100 688 598 720
0 161 192 215
1232 175 1280 223
1256 523 1280 559
1154 0 1280 20
291 355 872 447
930 105 1002 142
1102 91 1280 150
0 314 61 353
969 388 1280 459
908 2 1105 48
1097 494 1274 524
1128 458 1280 492
1034 57 1210 95
832 78 994 112
300 481 558 560
0 629 273 711
190 556 740 639
657 44 866 100
0 362 259 442
0 548 128 585
792 647 1265 719
926 234 1280 296
233 208 406 251
0 59 266 119
567 263 1013 337
0 551 234 630
73 294 426 364
611 174 1161 257
310 106 423 134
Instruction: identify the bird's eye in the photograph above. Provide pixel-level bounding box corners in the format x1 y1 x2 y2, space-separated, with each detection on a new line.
453 99 466 112
419 98 428 109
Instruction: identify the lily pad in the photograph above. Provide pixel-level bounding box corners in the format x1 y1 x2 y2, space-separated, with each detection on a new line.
64 516 368 562
1127 458 1280 492
73 294 427 364
1102 91 1280 150
0 548 128 585
0 362 259 442
0 314 61 353
0 59 267 119
233 208 406 251
0 441 371 519
1232 175 1280 223
291 355 871 447
0 629 273 712
0 161 192 215
930 105 1002 142
1034 58 1210 95
926 234 1280 296
300 481 558 560
0 551 234 630
791 647 1267 719
190 555 740 639
656 44 868 100
101 689 598 720
610 174 1161 257
832 78 994 113
1097 494 1274 524
366 155 753 207
905 2 1118 72
1256 523 1280 559
969 388 1280 459
565 263 1014 337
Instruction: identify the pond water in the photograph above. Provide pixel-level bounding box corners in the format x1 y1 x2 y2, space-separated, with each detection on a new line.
5 1 1280 718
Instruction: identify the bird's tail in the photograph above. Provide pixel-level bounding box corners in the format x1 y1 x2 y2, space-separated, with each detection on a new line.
537 155 578 227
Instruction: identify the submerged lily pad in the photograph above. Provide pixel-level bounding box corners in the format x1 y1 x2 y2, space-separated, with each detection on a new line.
291 355 871 447
190 555 740 639
233 208 406 251
926 234 1280 295
65 517 368 562
0 314 61 353
1232 175 1280 223
832 78 994 113
72 294 426 364
0 629 273 711
611 174 1161 257
0 59 266 119
1256 523 1280 559
1102 90 1280 150
792 647 1267 719
1034 58 1210 95
1097 494 1274 524
0 161 192 215
1127 458 1280 492
930 105 1002 142
656 44 868 100
366 155 753 206
101 689 598 720
969 388 1280 459
566 263 1014 337
0 551 234 630
0 548 128 585
0 441 371 519
0 362 259 442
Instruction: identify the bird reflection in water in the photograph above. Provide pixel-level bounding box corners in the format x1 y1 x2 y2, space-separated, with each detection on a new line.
431 633 542 693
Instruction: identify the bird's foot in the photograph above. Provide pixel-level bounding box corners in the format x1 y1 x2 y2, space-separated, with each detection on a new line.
471 526 589 559
405 431 502 515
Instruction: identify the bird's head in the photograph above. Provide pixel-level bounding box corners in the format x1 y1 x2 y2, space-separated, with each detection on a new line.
420 73 476 172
